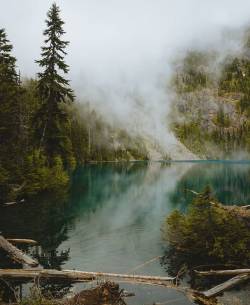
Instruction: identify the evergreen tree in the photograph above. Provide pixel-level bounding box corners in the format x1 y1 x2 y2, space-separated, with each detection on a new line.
0 28 18 84
0 28 22 171
0 28 28 202
36 3 74 162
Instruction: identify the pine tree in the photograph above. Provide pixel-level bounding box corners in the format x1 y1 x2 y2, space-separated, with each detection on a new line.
36 3 74 162
0 28 18 84
0 28 23 171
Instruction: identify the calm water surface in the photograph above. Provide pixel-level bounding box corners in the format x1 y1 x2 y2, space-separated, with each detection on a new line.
1 161 250 304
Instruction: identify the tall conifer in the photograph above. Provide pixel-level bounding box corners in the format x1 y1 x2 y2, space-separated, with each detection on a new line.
36 3 74 160
0 28 22 170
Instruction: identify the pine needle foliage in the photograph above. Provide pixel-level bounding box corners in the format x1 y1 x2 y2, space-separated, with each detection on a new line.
36 3 74 160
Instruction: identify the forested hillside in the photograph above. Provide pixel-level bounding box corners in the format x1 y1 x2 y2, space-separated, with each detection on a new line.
170 31 250 159
0 4 148 203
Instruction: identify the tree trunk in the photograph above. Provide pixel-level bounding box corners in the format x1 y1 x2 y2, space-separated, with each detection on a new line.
0 235 38 267
200 274 250 298
0 268 175 284
7 238 38 246
195 269 250 276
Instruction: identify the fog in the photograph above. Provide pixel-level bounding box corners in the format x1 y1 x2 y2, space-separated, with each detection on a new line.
2 1 250 155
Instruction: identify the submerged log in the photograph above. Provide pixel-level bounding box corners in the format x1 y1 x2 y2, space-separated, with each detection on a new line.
0 268 175 284
195 269 250 276
7 238 38 246
0 235 38 267
200 274 250 298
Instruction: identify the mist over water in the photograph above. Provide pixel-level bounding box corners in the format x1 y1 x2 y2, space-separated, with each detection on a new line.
1 161 250 304
2 1 250 151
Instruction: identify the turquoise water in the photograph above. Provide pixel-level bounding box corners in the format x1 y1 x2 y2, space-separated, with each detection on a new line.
1 161 250 304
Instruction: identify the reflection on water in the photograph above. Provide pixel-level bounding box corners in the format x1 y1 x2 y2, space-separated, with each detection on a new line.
169 161 250 211
0 161 250 305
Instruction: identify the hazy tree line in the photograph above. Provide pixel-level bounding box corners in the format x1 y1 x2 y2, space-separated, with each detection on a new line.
0 3 148 203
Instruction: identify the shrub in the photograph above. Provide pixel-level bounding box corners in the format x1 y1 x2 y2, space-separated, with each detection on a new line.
163 187 250 269
22 151 69 197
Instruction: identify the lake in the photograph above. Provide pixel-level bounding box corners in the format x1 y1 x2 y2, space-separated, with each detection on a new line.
1 161 250 304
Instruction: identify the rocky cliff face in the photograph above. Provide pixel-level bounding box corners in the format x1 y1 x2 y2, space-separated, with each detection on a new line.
169 49 250 159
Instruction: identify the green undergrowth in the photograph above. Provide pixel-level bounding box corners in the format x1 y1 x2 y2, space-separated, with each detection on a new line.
163 187 250 275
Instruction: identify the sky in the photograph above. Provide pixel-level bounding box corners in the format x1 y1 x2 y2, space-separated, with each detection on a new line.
2 0 250 151
1 0 250 77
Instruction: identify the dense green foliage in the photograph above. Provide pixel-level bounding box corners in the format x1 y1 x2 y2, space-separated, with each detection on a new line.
0 4 148 203
171 37 250 158
163 187 250 273
0 4 73 203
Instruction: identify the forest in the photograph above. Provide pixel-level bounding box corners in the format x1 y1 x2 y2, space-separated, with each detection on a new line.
0 3 148 203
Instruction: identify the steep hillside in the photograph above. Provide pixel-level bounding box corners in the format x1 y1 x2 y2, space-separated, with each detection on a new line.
170 42 250 159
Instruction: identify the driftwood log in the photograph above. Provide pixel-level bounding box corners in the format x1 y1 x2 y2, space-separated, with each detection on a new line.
0 269 94 282
7 238 38 246
0 235 38 267
2 201 17 206
4 267 248 303
0 268 175 284
242 205 250 209
70 271 175 282
195 269 250 276
2 199 25 206
199 274 250 298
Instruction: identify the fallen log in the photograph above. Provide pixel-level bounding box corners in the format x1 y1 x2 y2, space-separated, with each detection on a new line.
0 235 38 267
63 270 175 282
187 189 200 196
191 294 218 305
1 199 25 206
2 201 16 206
242 205 250 209
195 269 250 277
0 269 95 282
0 268 175 284
200 274 250 298
7 238 38 246
0 269 201 305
